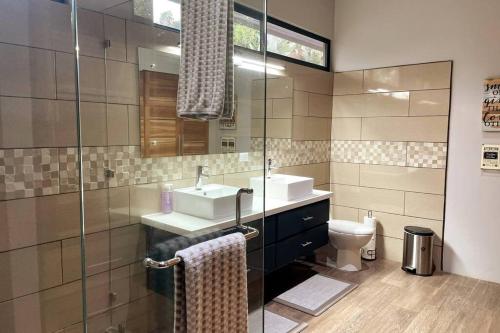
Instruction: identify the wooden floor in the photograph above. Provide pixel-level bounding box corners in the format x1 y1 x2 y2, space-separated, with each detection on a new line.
266 259 500 333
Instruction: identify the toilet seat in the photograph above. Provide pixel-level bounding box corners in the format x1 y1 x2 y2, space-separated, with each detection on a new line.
328 219 374 235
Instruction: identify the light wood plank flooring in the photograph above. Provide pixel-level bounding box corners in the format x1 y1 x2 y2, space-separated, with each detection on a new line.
266 259 500 332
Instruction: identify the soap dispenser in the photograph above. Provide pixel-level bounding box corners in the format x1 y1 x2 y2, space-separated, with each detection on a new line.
160 183 173 214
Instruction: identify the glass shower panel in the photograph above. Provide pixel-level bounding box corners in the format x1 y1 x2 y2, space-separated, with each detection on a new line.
75 0 267 332
0 0 84 332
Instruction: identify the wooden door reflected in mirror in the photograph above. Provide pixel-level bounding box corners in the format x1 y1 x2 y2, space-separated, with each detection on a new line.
140 70 209 157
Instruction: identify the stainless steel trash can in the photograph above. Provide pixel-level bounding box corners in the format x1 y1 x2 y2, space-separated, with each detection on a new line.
402 226 434 276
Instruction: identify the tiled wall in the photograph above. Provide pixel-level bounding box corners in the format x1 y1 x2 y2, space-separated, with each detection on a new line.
251 66 334 191
0 2 332 332
330 61 451 265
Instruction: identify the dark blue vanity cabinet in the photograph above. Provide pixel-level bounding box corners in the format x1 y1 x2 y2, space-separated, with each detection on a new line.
246 199 330 275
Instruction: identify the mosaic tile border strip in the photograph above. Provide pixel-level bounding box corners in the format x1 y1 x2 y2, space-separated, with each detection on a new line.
1 139 331 200
332 140 447 169
407 142 448 169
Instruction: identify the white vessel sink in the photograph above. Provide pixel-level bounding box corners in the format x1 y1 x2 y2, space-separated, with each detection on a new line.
173 184 253 220
250 174 314 201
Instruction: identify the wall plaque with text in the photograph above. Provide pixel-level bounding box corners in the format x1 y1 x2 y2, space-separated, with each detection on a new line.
483 78 500 131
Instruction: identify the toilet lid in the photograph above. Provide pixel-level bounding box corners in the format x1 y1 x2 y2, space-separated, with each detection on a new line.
328 219 375 235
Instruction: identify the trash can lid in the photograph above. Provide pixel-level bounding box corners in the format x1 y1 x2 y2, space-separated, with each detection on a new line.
404 226 434 236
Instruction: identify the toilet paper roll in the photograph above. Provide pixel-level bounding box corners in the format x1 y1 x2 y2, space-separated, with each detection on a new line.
361 216 377 261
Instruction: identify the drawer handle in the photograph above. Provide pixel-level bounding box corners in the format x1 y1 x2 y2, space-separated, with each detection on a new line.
302 216 314 222
301 241 313 247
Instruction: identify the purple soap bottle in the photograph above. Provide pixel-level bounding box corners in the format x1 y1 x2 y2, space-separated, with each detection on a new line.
161 183 173 214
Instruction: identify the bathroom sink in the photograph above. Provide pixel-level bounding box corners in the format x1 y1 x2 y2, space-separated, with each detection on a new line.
250 174 314 201
173 184 253 220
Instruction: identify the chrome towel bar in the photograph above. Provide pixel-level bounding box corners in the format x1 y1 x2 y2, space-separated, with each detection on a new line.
143 225 260 270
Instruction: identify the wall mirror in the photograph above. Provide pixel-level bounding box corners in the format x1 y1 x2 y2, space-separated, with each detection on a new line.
138 47 260 157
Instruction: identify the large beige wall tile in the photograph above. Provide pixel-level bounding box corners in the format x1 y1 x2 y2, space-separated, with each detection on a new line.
56 53 106 102
0 242 62 302
266 119 292 138
333 71 363 95
110 224 146 269
106 60 139 105
308 93 333 118
0 280 83 333
251 99 271 119
361 116 449 142
130 184 161 222
126 20 179 64
365 92 409 116
332 184 405 214
109 186 130 229
358 210 443 245
279 163 330 186
405 192 445 220
332 95 364 118
293 116 332 140
272 99 293 119
332 92 409 118
293 91 308 116
223 170 262 188
107 104 129 146
84 189 110 233
376 235 403 262
104 15 127 62
62 231 110 282
360 164 445 194
111 266 130 308
0 44 56 99
0 98 77 148
128 105 141 146
331 205 359 221
289 63 333 95
410 89 450 116
78 9 104 58
331 118 362 140
364 62 451 92
81 102 107 146
251 79 265 100
267 77 293 99
0 0 72 52
0 193 80 252
130 263 149 301
331 162 360 185
86 272 111 316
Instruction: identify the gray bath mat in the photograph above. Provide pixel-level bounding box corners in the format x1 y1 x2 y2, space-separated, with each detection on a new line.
274 274 357 316
264 310 308 333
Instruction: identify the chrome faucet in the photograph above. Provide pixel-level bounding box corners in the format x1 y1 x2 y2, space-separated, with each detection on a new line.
267 158 277 178
195 165 209 190
236 188 253 227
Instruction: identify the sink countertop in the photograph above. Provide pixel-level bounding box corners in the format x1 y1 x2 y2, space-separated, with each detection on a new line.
141 189 332 237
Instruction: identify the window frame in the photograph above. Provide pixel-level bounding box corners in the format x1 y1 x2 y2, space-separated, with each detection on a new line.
151 2 331 71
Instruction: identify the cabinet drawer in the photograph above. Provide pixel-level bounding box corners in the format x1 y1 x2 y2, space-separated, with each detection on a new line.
275 234 301 269
297 223 329 257
264 215 277 245
276 200 329 241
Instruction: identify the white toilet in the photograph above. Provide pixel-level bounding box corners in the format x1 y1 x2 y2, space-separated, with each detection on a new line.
327 219 375 271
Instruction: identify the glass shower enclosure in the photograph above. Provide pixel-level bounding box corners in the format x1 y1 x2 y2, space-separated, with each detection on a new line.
0 0 267 332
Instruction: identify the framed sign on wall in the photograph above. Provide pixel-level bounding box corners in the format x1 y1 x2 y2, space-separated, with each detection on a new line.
483 78 500 131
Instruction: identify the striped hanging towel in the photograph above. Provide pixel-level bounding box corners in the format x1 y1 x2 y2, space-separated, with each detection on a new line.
176 0 234 120
174 233 248 333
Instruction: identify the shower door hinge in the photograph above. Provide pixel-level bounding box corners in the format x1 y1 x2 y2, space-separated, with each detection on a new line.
104 39 111 49
105 169 115 178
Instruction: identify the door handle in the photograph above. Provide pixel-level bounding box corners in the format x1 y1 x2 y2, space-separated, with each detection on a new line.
301 241 312 247
302 216 314 222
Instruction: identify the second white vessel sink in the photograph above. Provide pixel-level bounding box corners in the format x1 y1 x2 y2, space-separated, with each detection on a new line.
173 184 253 220
250 174 314 201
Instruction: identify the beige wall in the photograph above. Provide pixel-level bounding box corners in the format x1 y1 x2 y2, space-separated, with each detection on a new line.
334 0 500 283
331 61 451 266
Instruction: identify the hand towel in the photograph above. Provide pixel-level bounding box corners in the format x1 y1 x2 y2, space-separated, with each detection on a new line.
174 233 248 333
177 0 234 120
